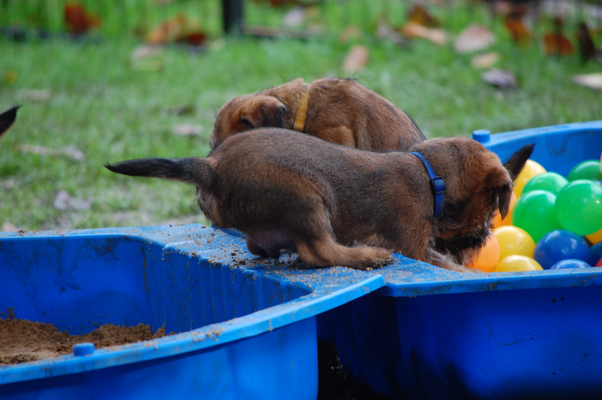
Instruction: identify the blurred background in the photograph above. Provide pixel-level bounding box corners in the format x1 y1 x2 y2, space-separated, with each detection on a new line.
0 0 601 234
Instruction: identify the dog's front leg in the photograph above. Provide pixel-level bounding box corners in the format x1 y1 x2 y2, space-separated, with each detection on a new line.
425 248 483 273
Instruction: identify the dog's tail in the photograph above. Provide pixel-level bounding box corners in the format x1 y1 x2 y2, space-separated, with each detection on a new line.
105 157 213 187
0 106 20 138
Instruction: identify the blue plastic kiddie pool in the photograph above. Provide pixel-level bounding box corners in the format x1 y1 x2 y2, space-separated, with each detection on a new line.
0 225 383 399
318 120 602 399
1 120 601 399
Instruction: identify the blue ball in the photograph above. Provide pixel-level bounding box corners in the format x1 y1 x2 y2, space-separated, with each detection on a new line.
550 259 592 270
588 242 602 266
533 230 591 270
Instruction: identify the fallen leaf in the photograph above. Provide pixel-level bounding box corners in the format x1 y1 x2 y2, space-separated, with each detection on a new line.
167 104 195 116
377 18 406 47
172 124 203 136
64 3 101 34
573 74 602 90
18 90 52 102
61 145 86 162
4 71 17 84
471 52 500 69
2 222 19 232
283 6 305 28
408 5 440 28
53 190 91 210
342 45 368 75
576 21 597 63
454 24 495 53
543 32 574 55
339 25 363 43
482 69 517 89
401 21 447 45
131 44 163 59
504 14 531 43
19 144 86 162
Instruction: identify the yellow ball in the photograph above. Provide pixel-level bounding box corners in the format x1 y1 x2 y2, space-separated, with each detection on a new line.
493 255 543 272
492 191 517 229
586 227 602 245
513 160 546 197
493 225 536 260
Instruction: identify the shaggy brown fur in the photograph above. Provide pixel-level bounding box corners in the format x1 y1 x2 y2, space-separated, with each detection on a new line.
106 129 532 272
210 78 426 151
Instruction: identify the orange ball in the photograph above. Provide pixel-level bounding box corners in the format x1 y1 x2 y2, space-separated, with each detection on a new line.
468 235 500 273
492 191 517 229
586 227 602 245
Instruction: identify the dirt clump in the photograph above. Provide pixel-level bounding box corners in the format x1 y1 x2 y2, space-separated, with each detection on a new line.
0 318 167 366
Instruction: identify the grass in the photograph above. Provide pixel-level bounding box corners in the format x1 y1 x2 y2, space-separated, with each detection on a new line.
0 1 601 231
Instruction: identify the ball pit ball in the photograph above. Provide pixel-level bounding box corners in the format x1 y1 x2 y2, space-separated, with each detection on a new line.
513 159 546 197
521 172 568 196
533 230 591 270
597 258 602 267
468 235 500 273
586 227 602 245
493 226 536 261
555 180 602 236
567 160 602 182
491 191 516 228
512 190 562 243
588 242 602 266
550 259 592 270
493 255 543 272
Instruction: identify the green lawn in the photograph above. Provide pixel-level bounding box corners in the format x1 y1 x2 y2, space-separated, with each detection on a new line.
1 2 601 231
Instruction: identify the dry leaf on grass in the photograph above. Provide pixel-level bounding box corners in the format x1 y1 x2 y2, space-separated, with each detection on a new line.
454 24 495 53
19 144 85 162
543 32 574 55
504 14 531 44
2 222 19 232
377 18 406 47
339 25 363 43
471 52 500 69
408 5 441 28
482 69 517 90
283 6 305 28
167 104 195 116
18 90 52 102
53 190 91 211
147 14 207 46
576 22 597 63
172 124 203 136
64 3 101 34
4 71 17 84
573 74 602 90
342 45 368 75
402 21 447 45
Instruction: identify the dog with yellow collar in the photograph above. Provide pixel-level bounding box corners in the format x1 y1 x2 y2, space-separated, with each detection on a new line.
210 77 426 151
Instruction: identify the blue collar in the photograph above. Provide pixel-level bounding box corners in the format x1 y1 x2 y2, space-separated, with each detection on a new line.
409 152 445 218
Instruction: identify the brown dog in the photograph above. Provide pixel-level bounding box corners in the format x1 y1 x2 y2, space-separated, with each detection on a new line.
106 129 532 272
210 78 426 151
0 106 19 139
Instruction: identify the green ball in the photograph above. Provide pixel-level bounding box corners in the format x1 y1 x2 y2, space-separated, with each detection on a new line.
512 190 562 243
555 180 602 236
522 172 568 196
567 160 602 181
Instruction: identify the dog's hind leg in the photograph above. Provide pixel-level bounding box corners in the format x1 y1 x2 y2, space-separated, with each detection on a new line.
294 232 393 270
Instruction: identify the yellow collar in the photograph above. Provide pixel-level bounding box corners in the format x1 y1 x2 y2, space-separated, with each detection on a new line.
293 83 310 132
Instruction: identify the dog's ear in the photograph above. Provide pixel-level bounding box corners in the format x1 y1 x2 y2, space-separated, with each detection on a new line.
503 144 535 180
497 183 513 220
241 96 289 129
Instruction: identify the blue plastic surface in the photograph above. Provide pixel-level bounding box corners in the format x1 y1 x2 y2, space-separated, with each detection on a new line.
318 120 602 399
0 225 384 399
